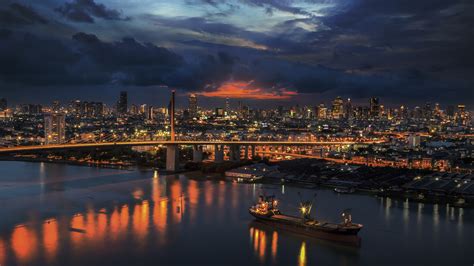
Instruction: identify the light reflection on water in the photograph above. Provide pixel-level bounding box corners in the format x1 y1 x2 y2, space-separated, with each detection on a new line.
0 163 472 266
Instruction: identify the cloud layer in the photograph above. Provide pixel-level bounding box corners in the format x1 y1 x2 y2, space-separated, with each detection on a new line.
0 0 472 106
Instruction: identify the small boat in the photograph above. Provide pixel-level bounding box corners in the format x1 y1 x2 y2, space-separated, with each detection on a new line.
334 187 356 194
249 194 362 246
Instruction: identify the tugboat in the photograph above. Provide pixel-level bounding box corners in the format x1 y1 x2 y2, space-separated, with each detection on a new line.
249 194 363 246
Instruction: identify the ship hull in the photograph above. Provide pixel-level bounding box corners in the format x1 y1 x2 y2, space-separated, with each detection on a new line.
250 211 362 246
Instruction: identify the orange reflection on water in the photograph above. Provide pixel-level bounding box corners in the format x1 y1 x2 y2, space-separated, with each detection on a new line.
11 225 38 263
120 205 130 232
70 214 86 249
109 207 120 240
271 231 278 260
86 208 97 241
298 241 307 266
188 181 199 221
259 230 266 261
251 227 267 262
133 201 150 243
204 181 213 207
43 219 59 262
97 208 107 240
171 181 183 222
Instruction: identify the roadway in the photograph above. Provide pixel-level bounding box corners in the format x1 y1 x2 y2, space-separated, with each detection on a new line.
0 140 384 153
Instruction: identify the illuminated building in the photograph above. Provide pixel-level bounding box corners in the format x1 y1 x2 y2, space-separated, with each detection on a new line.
215 108 225 117
130 104 138 115
344 98 353 120
188 94 198 118
44 112 66 144
331 96 344 119
317 103 327 119
225 98 230 116
369 97 380 118
52 100 60 112
408 134 421 149
455 104 471 126
117 91 128 115
140 104 148 115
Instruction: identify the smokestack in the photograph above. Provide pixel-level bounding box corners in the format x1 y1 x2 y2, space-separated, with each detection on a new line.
170 90 176 141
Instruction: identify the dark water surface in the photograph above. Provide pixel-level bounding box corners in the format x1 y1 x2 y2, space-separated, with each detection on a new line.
0 161 472 266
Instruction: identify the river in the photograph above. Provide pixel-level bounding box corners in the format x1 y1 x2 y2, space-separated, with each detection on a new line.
0 161 471 265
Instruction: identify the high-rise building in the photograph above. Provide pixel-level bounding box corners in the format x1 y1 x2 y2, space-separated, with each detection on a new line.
0 98 7 111
317 103 327 119
44 113 66 144
225 98 230 115
130 104 138 115
331 96 344 119
140 104 148 115
369 97 380 118
52 100 61 112
408 134 421 149
188 93 198 118
117 91 128 115
215 107 225 117
344 98 353 120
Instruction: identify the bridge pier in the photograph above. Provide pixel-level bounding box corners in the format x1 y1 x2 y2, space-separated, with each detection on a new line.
214 145 224 163
166 144 179 172
251 145 256 159
244 145 249 160
230 144 241 162
193 145 203 162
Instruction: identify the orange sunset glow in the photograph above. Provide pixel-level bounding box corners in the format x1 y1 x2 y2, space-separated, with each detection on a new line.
198 81 297 100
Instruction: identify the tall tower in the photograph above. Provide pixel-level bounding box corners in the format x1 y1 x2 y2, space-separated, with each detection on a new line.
225 98 230 115
170 90 176 141
188 93 197 118
117 91 128 115
369 97 380 118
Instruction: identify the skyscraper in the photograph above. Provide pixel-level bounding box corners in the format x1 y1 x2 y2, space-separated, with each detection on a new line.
188 93 198 118
225 98 230 115
44 113 66 144
317 103 327 119
369 97 380 118
344 98 353 120
331 96 344 119
117 91 128 115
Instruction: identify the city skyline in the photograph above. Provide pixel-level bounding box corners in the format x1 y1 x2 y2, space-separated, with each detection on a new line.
1 0 473 106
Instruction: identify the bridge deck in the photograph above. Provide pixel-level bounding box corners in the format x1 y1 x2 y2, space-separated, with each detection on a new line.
0 140 382 153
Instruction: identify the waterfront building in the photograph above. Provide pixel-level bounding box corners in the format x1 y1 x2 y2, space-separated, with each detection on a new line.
44 112 66 144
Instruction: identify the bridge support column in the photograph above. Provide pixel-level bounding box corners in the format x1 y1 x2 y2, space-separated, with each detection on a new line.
230 144 241 162
166 144 178 172
214 145 224 163
244 145 249 160
193 145 203 162
251 145 256 159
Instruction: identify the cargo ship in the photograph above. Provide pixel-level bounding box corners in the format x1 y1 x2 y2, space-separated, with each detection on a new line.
249 195 363 246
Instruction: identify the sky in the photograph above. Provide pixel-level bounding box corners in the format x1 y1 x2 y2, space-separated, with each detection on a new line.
0 0 473 108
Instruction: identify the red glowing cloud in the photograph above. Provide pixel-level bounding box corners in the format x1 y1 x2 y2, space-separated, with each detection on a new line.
197 81 297 100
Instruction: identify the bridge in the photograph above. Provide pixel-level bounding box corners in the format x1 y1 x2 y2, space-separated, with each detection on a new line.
0 91 385 171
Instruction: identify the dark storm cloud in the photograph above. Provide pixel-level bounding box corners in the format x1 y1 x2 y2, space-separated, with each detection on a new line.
190 0 314 16
316 0 474 71
55 0 130 23
0 2 48 26
0 30 183 86
148 16 243 35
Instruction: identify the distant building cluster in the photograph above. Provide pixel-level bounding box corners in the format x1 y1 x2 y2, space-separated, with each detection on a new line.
0 91 472 172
